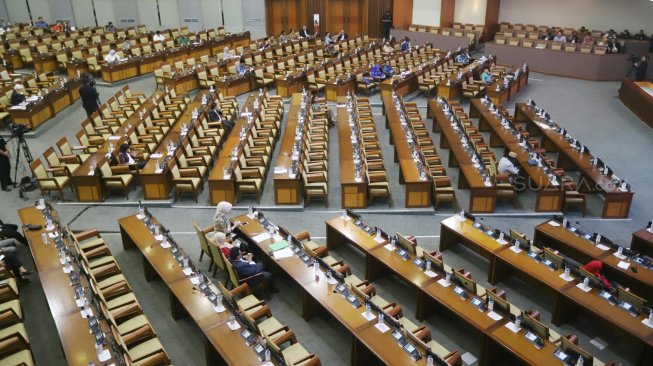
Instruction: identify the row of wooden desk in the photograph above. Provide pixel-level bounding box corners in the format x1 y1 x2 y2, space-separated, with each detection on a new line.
485 66 529 106
118 213 262 365
469 98 564 212
440 215 653 365
429 99 497 213
338 97 369 208
10 76 83 130
70 91 168 202
235 212 456 366
435 57 495 101
324 213 583 366
18 206 120 365
99 32 250 83
383 94 433 208
272 93 307 205
514 103 634 218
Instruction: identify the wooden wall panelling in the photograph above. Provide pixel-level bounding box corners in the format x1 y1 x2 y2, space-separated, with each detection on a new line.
392 0 412 30
484 0 501 42
265 0 308 36
367 0 393 38
440 0 455 28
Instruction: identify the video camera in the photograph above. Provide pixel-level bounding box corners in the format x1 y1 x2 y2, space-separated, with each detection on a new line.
10 123 29 138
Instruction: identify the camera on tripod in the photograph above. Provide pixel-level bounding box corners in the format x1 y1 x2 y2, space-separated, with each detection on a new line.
9 123 29 138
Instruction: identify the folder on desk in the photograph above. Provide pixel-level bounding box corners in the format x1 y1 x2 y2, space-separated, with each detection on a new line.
269 240 290 252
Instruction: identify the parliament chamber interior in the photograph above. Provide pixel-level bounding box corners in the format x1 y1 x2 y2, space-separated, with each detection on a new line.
1 0 653 365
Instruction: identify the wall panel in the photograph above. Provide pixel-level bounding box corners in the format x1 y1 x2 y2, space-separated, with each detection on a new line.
136 0 160 29
454 0 485 25
6 0 30 23
27 0 52 23
243 0 266 39
222 0 244 32
94 0 115 27
71 0 95 27
113 0 139 28
200 0 223 29
49 0 75 24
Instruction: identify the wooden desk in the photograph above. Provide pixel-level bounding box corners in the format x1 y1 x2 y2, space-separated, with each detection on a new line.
534 220 653 302
208 94 259 204
163 69 199 95
619 80 653 128
437 58 494 101
273 93 305 205
514 103 634 218
66 59 89 78
235 213 441 366
101 59 140 83
71 92 165 202
118 214 262 366
380 74 418 98
215 74 255 97
383 95 432 208
34 52 58 73
469 99 563 212
632 228 653 257
485 68 529 106
18 207 119 365
430 99 496 213
325 213 567 366
275 72 307 98
139 93 205 200
325 77 355 102
337 100 368 208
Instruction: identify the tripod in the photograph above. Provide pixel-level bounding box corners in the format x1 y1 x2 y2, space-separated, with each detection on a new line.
12 136 33 187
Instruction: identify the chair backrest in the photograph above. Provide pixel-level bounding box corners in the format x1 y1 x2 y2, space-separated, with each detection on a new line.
193 222 212 256
99 161 112 177
224 258 240 288
31 159 48 179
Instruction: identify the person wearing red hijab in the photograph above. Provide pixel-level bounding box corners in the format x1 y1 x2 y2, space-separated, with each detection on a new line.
582 260 614 291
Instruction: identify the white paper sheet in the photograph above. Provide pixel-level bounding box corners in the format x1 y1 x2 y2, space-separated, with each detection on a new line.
374 236 385 243
548 221 560 227
361 311 376 321
437 278 451 287
214 304 226 313
424 270 437 278
182 268 193 276
487 311 503 321
375 323 390 333
505 322 520 333
576 283 592 292
98 349 112 362
227 320 241 330
253 232 272 243
617 261 630 270
596 244 610 251
559 273 573 282
273 247 294 260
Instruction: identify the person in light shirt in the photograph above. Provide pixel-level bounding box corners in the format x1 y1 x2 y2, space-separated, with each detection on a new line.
222 47 235 59
481 69 493 84
498 151 520 178
552 31 567 43
382 42 394 53
152 31 165 42
118 143 145 169
104 50 119 63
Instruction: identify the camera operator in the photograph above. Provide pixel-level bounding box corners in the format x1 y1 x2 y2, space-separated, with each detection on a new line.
634 55 649 81
0 137 11 191
79 75 100 118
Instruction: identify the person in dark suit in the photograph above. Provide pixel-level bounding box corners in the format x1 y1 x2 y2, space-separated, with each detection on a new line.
0 138 11 191
79 77 100 118
299 26 310 38
634 55 649 81
208 102 234 132
10 84 26 106
337 30 348 42
229 247 277 291
381 11 392 39
0 219 27 246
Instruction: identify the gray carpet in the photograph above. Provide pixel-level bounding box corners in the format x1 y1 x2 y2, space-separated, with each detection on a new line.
1 62 652 366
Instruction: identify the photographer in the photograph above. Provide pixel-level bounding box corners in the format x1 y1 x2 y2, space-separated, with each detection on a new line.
79 75 100 118
0 137 11 191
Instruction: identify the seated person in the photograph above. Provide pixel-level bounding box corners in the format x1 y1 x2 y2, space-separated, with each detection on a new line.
1 251 31 280
51 22 63 33
208 102 235 132
481 69 493 84
337 30 348 42
569 34 579 44
223 46 235 59
229 247 276 291
552 31 567 42
236 57 249 75
324 32 333 45
455 50 471 65
0 219 28 246
382 42 394 53
104 49 119 63
400 37 411 52
382 61 395 78
178 35 190 46
11 84 26 106
118 143 145 169
279 31 287 43
152 31 165 42
370 63 384 79
606 39 621 53
211 231 234 257
0 238 20 254
634 30 648 41
620 30 631 39
498 151 520 179
581 36 594 46
582 260 614 292
34 17 48 29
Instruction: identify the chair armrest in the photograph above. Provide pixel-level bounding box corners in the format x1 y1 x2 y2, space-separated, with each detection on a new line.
179 168 201 177
111 165 132 174
74 228 102 241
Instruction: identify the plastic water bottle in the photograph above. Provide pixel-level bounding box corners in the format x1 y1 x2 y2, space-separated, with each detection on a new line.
427 355 434 366
583 277 589 288
378 311 384 325
515 316 521 330
445 273 451 284
313 262 319 277
425 260 431 272
264 349 271 362
326 270 332 281
41 232 48 245
229 313 235 326
342 210 347 220
577 357 584 366
564 266 570 278
488 300 494 312
365 303 371 318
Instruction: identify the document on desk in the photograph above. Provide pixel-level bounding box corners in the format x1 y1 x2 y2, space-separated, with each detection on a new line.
252 232 272 243
361 311 376 321
558 273 573 282
214 304 226 313
273 167 287 174
98 349 112 362
155 234 164 241
182 268 193 276
437 278 451 287
374 236 386 243
375 323 390 333
548 221 560 227
487 311 503 321
383 243 394 251
160 241 171 249
641 318 653 328
613 252 627 260
576 283 592 292
227 320 241 330
596 244 610 251
150 153 163 159
617 261 630 270
273 247 294 260
424 270 437 278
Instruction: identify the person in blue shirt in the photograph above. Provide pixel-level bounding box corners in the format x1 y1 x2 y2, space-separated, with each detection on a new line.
229 247 277 291
382 61 394 78
455 49 471 64
481 69 493 84
34 17 48 29
324 32 333 45
400 37 411 52
236 57 249 75
370 63 384 79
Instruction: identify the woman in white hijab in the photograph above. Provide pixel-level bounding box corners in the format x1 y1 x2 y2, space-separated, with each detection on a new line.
212 201 242 234
104 49 118 62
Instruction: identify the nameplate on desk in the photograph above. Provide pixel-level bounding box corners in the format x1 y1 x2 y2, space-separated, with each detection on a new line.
182 268 193 276
383 244 394 251
227 320 241 330
150 153 163 159
558 273 573 282
487 311 503 321
361 311 376 321
641 318 653 328
576 283 592 292
374 236 386 244
617 261 630 270
504 321 520 333
437 278 451 287
596 244 610 251
509 246 522 254
548 221 560 227
375 322 390 333
160 241 171 249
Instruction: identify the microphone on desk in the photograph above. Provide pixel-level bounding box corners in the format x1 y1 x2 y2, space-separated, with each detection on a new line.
574 221 593 235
